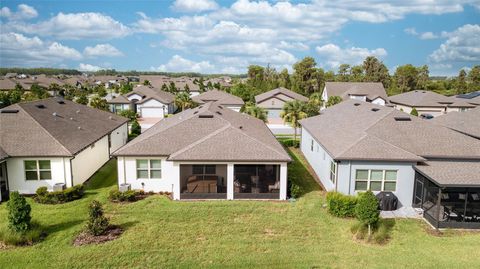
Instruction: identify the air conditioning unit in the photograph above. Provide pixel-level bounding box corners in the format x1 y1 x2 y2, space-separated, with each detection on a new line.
119 183 131 193
53 183 66 192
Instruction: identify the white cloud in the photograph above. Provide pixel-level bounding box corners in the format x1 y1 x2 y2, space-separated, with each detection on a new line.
0 4 37 20
78 63 104 72
315 44 387 69
404 27 418 35
172 0 219 12
153 55 215 73
84 44 123 57
0 32 82 66
419 32 438 40
404 27 439 39
429 24 480 63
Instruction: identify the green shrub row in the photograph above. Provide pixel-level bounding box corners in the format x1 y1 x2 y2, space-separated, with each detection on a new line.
34 185 84 204
108 189 138 202
279 138 299 148
326 192 358 218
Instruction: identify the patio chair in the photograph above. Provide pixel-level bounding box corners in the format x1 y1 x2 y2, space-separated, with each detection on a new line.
268 181 280 193
443 206 458 221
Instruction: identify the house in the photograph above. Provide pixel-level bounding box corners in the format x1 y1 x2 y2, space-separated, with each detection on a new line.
0 98 128 200
299 100 480 228
321 82 389 108
113 101 291 200
192 90 244 112
449 91 480 107
432 107 480 139
389 90 475 117
255 87 308 124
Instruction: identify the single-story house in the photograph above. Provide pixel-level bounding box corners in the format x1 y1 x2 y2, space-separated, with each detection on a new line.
113 101 291 200
432 107 480 139
108 85 176 118
449 91 480 107
192 90 244 112
321 82 389 108
255 87 308 124
299 100 480 228
0 98 128 200
389 90 476 117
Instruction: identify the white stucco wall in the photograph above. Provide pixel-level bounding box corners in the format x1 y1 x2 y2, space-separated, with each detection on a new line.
127 94 143 101
371 97 386 106
137 99 169 118
71 135 110 185
110 123 128 153
6 157 72 194
226 105 242 112
393 104 446 117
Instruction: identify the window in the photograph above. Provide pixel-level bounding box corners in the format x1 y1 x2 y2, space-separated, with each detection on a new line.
24 160 51 180
330 161 337 184
192 165 216 175
310 139 314 151
355 169 397 191
136 159 162 179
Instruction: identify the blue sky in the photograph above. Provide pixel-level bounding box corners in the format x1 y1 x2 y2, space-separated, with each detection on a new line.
1 0 479 75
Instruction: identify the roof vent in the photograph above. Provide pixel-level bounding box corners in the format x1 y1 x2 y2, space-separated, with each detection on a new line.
371 108 380 112
78 126 82 130
216 111 222 115
354 103 361 106
76 110 80 114
198 105 203 109
218 105 223 109
239 126 243 129
193 111 199 114
35 104 46 109
70 117 74 121
109 116 113 120
52 112 58 117
57 100 65 104
0 109 19 114
199 114 214 118
394 116 411 121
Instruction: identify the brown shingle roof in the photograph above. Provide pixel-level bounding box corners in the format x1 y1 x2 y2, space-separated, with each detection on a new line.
192 90 244 106
432 107 480 139
415 161 480 187
0 78 17 90
113 102 291 162
389 90 454 107
0 98 128 157
108 85 175 105
324 82 388 102
255 87 308 103
0 146 8 161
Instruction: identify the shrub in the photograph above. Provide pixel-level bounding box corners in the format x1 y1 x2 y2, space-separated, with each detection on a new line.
86 200 109 236
410 107 418 116
131 120 141 137
0 221 45 246
34 185 84 204
279 138 299 148
36 187 48 197
326 192 358 218
355 190 380 236
351 219 395 244
108 189 137 202
289 182 302 199
7 192 31 233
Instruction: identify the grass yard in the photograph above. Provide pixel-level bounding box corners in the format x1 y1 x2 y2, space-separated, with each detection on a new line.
1 152 480 269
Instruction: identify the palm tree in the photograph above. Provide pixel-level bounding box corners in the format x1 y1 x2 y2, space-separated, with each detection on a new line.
244 103 267 122
281 100 308 143
174 92 196 111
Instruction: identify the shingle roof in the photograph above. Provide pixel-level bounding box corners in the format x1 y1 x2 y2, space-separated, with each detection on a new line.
324 82 388 102
450 91 480 106
192 90 244 106
389 90 461 107
300 99 480 162
0 146 8 161
0 98 128 157
255 87 308 103
415 161 480 187
113 102 291 162
108 85 175 105
431 107 480 139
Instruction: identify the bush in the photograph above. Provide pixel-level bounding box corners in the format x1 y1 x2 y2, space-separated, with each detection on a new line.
7 192 32 233
351 219 395 244
86 200 109 236
326 192 358 218
108 189 137 202
34 185 84 204
355 190 380 236
0 221 45 246
279 138 299 148
131 120 141 137
289 182 302 199
410 107 418 116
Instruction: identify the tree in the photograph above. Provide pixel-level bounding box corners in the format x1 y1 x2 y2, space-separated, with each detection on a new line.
26 83 50 101
243 102 267 122
416 65 429 90
7 191 32 233
86 200 109 236
143 80 151 86
326 96 342 107
131 120 141 137
280 100 308 142
76 94 88 105
119 110 138 122
174 92 195 111
306 92 323 116
337 64 350 82
95 85 107 97
350 65 364 82
355 190 379 236
184 84 190 94
457 69 467 95
394 64 418 92
292 57 320 95
49 83 62 97
410 107 419 116
89 96 109 111
279 68 291 89
468 65 480 91
120 83 133 94
168 82 178 94
363 56 390 87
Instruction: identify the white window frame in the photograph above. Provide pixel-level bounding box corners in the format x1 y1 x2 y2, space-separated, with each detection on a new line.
310 139 314 151
24 160 52 181
354 169 397 192
136 159 162 179
329 161 337 184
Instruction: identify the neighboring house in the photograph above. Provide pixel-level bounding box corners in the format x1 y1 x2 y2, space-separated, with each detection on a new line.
113 101 291 200
299 100 480 229
389 90 475 117
449 91 480 107
321 82 389 108
0 98 128 200
0 147 8 201
192 90 244 112
255 87 308 124
432 107 480 139
108 85 176 118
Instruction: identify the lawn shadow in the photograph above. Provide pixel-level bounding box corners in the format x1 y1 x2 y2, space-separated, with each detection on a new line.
118 220 139 231
44 219 84 235
84 159 118 191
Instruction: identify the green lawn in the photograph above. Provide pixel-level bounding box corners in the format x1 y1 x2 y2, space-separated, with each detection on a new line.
1 155 480 268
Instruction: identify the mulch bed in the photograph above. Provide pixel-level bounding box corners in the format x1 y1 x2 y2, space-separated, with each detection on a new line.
73 226 123 246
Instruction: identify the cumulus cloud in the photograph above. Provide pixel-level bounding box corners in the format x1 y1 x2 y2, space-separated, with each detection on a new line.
429 24 480 63
315 44 387 69
84 44 123 57
0 4 38 20
404 27 440 39
172 0 219 12
78 63 104 72
153 55 215 73
0 32 82 66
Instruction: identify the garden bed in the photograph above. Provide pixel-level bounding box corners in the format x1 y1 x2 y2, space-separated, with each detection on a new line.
73 226 123 246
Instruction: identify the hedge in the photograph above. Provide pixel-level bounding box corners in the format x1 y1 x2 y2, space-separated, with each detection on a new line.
326 192 358 218
34 185 84 204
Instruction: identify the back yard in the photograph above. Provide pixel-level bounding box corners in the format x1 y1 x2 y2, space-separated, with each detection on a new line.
0 148 479 268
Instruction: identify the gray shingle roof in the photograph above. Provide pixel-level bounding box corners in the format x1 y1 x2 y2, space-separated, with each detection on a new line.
415 161 480 187
192 90 244 106
300 99 480 162
108 85 175 104
255 87 308 103
0 98 128 157
113 102 291 162
0 146 8 161
324 82 388 102
388 90 469 107
432 107 480 139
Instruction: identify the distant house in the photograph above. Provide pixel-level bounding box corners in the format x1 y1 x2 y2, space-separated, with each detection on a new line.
113 101 290 200
389 90 475 117
255 87 308 124
300 100 480 229
449 91 480 107
0 98 128 200
432 107 480 139
192 90 244 112
321 82 389 108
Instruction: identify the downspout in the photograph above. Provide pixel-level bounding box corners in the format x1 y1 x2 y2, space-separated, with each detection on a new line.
335 161 339 192
123 157 127 184
69 157 75 187
62 158 67 185
347 161 352 195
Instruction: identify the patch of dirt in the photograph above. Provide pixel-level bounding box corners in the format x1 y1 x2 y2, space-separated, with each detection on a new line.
73 226 123 246
0 241 11 250
264 228 277 236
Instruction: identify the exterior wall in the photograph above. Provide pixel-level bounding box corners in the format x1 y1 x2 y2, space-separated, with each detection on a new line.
110 123 128 153
226 105 242 112
393 104 446 117
257 94 295 109
300 127 336 191
371 97 386 106
71 135 110 185
349 95 367 101
137 99 169 118
446 107 471 113
6 157 72 194
127 94 143 101
109 103 129 114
